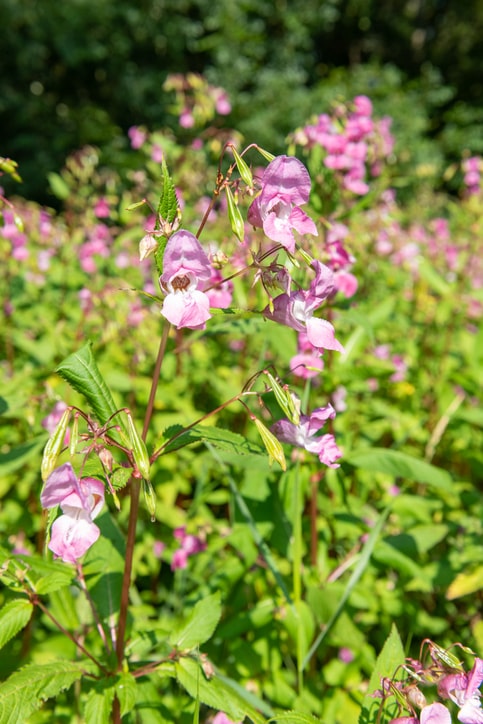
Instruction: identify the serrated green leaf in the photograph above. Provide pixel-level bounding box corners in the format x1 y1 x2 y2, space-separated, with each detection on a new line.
358 623 406 724
0 599 33 651
0 660 89 723
169 593 221 650
56 343 127 435
84 681 115 724
345 448 452 490
116 672 137 716
159 424 264 457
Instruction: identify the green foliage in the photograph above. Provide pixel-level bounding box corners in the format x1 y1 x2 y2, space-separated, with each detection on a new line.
1 80 482 722
0 660 90 723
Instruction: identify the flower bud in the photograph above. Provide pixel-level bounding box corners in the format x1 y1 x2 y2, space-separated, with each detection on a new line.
139 233 158 261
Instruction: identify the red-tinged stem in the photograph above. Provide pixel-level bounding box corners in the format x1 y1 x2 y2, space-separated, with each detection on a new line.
112 322 171 723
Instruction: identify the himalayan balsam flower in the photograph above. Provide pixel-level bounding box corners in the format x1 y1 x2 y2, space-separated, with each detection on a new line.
247 155 317 253
40 462 104 564
159 230 213 329
271 403 342 468
264 260 344 352
438 657 483 723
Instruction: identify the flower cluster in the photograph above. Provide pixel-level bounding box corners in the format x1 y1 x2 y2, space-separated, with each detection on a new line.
292 95 394 196
462 156 481 195
377 641 483 724
171 526 206 571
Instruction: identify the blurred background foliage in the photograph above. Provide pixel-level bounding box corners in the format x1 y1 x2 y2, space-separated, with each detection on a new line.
1 0 483 204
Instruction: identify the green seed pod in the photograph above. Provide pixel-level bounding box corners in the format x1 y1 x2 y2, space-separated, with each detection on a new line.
225 185 245 242
142 478 157 521
265 372 300 426
125 412 151 480
253 418 286 471
230 146 253 188
41 407 71 481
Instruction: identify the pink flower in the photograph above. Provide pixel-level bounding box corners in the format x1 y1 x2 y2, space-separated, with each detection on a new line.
159 230 213 329
248 155 318 253
213 713 241 724
94 197 110 218
128 126 147 150
40 463 105 564
271 404 342 468
420 703 452 724
439 658 483 723
264 261 344 352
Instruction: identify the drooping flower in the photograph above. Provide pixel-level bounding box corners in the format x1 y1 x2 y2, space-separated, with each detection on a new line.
271 403 342 468
248 155 317 253
40 462 105 564
439 658 483 724
264 260 344 352
159 230 213 329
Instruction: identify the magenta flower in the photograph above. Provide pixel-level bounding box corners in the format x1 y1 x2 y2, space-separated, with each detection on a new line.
40 463 105 564
264 260 344 352
439 658 483 723
159 230 213 329
271 403 342 468
248 155 317 253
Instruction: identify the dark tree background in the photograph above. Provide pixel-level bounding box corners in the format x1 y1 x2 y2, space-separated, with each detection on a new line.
1 0 482 202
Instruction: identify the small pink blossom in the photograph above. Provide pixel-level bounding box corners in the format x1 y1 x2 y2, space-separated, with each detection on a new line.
94 197 110 218
128 126 147 150
271 404 342 468
248 155 317 253
264 261 344 352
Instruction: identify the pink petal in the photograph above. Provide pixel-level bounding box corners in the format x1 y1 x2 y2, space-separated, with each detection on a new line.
49 513 100 564
306 317 345 352
421 703 452 724
161 289 211 329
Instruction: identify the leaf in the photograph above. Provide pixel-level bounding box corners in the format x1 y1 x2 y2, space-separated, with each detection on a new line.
268 714 324 723
0 660 88 723
0 599 33 651
157 158 179 226
115 672 137 716
82 512 126 622
345 448 452 490
302 508 389 669
84 681 116 724
358 623 406 724
174 657 266 724
0 436 47 477
160 424 264 458
56 343 126 434
169 592 222 650
447 566 483 600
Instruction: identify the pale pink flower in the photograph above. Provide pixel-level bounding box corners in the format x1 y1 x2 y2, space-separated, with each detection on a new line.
41 463 104 564
248 155 317 253
159 230 213 330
